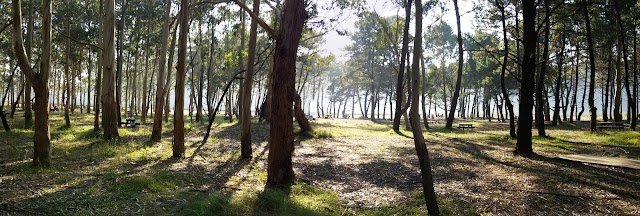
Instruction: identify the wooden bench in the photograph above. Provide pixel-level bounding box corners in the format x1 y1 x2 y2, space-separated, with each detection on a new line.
596 122 625 130
457 123 475 130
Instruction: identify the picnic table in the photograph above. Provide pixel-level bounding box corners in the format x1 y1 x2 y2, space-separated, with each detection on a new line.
457 123 475 130
596 122 624 130
120 117 139 128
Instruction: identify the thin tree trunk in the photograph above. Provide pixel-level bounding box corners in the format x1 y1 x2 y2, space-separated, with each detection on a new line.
582 0 597 130
411 0 440 213
151 0 172 142
240 0 260 158
446 0 464 129
497 0 516 138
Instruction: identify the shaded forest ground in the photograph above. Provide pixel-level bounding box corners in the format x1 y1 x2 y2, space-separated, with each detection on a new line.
1 111 639 215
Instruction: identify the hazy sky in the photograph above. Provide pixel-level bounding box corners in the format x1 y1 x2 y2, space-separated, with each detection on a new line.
319 0 478 61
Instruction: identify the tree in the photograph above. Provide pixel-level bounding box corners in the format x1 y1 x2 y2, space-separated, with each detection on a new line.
410 0 440 214
266 0 306 187
495 0 516 138
173 0 190 159
515 0 536 156
445 0 464 129
12 0 53 166
393 0 412 132
582 0 597 131
102 0 120 140
535 0 550 137
23 0 34 128
240 0 260 158
150 0 172 143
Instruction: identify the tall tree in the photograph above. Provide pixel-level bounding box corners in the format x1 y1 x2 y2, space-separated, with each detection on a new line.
392 0 412 132
496 0 516 138
240 0 260 158
535 0 550 137
446 0 464 129
582 0 597 131
173 0 190 158
23 0 34 128
102 0 120 140
151 0 172 142
266 0 306 187
515 0 536 156
410 0 440 214
94 0 103 130
12 0 52 166
64 3 72 128
116 0 129 126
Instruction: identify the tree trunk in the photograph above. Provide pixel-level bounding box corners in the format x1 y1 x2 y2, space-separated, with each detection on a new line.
115 0 128 126
102 0 119 140
411 0 440 213
150 0 172 142
392 0 411 131
240 0 260 158
570 52 578 123
582 0 597 130
295 93 312 132
515 0 536 156
173 0 190 159
553 24 565 126
497 0 516 138
13 0 53 166
614 0 636 130
93 0 104 130
266 0 306 188
446 0 464 129
64 10 71 128
164 19 179 123
23 0 33 128
535 0 549 137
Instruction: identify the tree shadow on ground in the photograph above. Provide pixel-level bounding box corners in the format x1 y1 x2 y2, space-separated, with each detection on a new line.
433 135 639 214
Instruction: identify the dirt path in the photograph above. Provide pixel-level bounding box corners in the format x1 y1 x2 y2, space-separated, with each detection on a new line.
295 119 640 215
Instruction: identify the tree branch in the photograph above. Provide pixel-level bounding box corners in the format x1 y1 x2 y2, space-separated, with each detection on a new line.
231 0 276 37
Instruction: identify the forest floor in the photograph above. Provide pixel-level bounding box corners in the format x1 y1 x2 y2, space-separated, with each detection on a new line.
1 111 639 215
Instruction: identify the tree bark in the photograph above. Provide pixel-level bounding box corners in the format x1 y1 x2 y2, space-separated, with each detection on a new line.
64 9 71 128
411 0 440 213
392 0 412 132
173 0 190 159
614 0 635 129
515 0 536 156
446 0 464 129
151 0 172 142
240 0 260 158
266 0 306 188
13 0 53 166
552 24 565 126
116 0 128 126
23 0 33 128
102 0 119 140
95 26 102 130
535 0 550 137
497 0 516 138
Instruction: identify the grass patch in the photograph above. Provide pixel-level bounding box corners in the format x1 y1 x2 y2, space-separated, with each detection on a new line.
313 129 334 139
